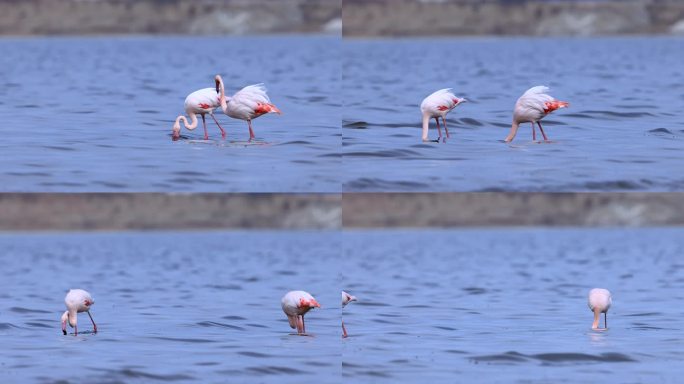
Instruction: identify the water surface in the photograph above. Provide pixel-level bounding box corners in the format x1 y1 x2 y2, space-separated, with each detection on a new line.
0 35 340 192
343 37 684 191
342 228 684 382
0 231 340 383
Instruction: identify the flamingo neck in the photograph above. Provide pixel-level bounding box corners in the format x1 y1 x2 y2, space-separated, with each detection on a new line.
505 121 519 143
421 114 430 141
176 113 198 130
216 76 228 112
592 308 600 329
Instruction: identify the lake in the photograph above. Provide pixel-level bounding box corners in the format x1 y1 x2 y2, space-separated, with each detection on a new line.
342 228 684 383
343 37 684 191
0 35 340 192
0 231 340 383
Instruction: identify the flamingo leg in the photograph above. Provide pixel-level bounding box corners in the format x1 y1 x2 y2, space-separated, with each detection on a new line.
531 122 536 141
247 120 256 141
604 312 608 329
62 320 67 335
202 114 209 140
342 321 348 338
87 311 97 333
537 121 549 141
442 117 450 139
74 325 78 336
435 118 443 139
210 114 226 139
302 315 306 334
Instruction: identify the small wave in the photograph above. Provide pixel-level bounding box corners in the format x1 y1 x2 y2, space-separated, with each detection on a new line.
246 365 308 375
625 312 662 317
583 110 654 118
196 321 245 331
533 352 635 363
344 149 421 158
205 284 242 291
460 117 483 126
237 351 274 358
117 368 194 381
471 351 635 364
343 121 368 129
25 322 52 328
344 178 430 191
222 315 247 321
462 287 487 295
10 307 51 314
0 323 20 330
150 336 215 343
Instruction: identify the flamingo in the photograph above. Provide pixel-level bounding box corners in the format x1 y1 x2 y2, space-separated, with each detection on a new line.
171 87 226 141
588 288 612 330
420 88 466 142
61 289 97 336
215 75 281 141
281 290 320 335
342 291 356 338
505 86 569 143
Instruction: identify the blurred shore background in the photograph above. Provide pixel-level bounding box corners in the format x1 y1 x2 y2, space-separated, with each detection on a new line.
2 193 684 230
344 0 684 37
0 0 340 36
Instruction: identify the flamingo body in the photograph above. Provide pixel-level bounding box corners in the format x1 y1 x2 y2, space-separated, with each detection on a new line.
505 86 569 143
216 75 281 141
281 290 320 335
61 289 97 335
588 288 612 329
420 88 466 142
172 87 225 141
342 291 356 338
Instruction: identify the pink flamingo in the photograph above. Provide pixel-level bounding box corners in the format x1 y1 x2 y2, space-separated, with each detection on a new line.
505 86 569 143
342 291 356 338
588 288 612 330
215 75 281 141
281 290 320 335
61 289 97 336
420 88 466 142
171 87 226 141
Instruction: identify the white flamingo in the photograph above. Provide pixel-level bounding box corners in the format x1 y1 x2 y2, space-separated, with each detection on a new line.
215 75 281 141
505 86 569 143
342 291 356 338
588 288 612 330
171 87 226 141
61 289 97 336
420 88 466 142
281 290 320 335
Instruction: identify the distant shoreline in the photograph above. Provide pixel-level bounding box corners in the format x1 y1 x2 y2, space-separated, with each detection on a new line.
343 0 684 37
0 0 340 36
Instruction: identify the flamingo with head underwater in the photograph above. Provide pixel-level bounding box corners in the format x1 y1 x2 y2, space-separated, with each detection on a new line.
505 86 569 143
281 290 320 335
61 289 97 336
215 75 281 141
342 291 356 338
171 85 226 141
588 288 612 330
420 88 466 142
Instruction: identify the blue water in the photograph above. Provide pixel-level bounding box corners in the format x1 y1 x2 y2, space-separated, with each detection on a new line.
343 37 684 191
0 36 340 192
0 231 340 383
342 228 684 383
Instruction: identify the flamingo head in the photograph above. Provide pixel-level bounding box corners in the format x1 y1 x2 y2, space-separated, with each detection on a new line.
172 121 181 141
299 297 321 309
215 75 223 93
342 291 357 307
